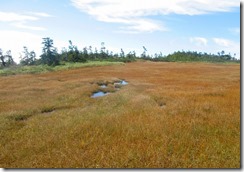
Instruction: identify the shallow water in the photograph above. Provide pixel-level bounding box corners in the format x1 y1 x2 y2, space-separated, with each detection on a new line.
120 80 128 85
91 91 109 98
92 80 128 98
114 80 128 85
100 84 107 88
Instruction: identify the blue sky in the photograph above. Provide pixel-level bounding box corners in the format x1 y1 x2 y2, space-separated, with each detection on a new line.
0 0 240 62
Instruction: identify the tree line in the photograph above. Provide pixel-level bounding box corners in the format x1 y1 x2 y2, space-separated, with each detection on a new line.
150 50 239 63
0 37 239 68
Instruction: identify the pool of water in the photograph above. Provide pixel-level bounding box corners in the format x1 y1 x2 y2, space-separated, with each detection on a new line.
120 80 128 85
91 79 128 98
91 91 110 98
114 80 128 85
100 84 107 88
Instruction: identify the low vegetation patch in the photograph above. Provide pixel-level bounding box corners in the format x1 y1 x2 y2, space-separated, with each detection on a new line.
0 61 124 76
8 114 33 121
40 106 56 114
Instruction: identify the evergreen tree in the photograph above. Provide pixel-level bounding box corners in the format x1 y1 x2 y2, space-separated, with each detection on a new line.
88 46 93 59
100 42 106 59
0 49 6 67
0 49 15 67
66 40 86 62
5 50 14 67
20 46 36 65
60 47 68 61
40 37 59 66
141 46 147 59
120 48 125 58
83 47 89 60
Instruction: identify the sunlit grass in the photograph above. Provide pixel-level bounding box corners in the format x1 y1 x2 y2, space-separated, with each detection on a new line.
0 61 240 168
0 61 124 76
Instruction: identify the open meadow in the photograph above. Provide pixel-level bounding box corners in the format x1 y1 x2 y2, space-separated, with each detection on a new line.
0 61 240 168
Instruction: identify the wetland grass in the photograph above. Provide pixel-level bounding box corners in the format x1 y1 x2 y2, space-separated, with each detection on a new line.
0 61 240 168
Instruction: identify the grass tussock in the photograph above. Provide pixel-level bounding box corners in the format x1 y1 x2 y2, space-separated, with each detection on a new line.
0 61 240 168
9 114 33 121
40 106 56 114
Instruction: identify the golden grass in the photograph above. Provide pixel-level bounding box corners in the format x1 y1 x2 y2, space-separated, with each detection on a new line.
0 61 240 168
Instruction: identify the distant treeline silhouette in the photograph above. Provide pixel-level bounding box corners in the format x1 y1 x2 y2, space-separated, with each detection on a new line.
0 37 239 67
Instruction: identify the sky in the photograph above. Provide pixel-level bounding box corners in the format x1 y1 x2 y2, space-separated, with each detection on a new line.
0 0 241 63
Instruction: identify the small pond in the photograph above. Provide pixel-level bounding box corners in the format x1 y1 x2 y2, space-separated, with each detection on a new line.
114 80 128 85
100 84 107 88
91 91 110 98
91 79 128 98
120 80 128 85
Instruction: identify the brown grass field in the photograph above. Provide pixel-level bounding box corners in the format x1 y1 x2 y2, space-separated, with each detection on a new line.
0 61 240 168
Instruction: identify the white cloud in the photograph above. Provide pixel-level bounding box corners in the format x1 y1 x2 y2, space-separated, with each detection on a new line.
71 0 239 33
26 12 53 17
0 12 38 22
213 38 240 58
213 38 232 47
0 30 43 63
190 37 208 46
229 27 240 35
0 30 73 63
0 11 52 31
11 22 47 31
118 19 168 33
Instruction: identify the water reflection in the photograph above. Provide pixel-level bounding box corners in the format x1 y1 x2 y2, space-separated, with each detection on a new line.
120 80 128 85
100 84 107 88
91 91 109 98
114 80 128 85
91 79 128 98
